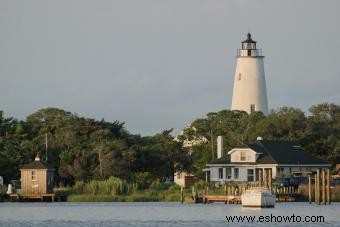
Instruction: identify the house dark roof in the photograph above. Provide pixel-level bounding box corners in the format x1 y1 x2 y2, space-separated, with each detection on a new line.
207 140 329 166
21 160 53 170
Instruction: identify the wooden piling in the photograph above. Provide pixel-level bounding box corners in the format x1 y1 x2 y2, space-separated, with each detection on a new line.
327 169 331 204
316 169 320 205
322 169 326 205
268 169 272 189
308 174 312 204
314 173 317 203
180 187 184 204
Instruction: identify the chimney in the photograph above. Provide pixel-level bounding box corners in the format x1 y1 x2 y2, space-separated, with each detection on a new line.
217 136 224 159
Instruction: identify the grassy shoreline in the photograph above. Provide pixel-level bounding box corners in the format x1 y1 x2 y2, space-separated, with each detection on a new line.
67 194 177 202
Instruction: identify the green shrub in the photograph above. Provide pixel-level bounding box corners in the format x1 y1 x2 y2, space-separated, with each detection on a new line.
73 181 85 193
84 180 99 195
54 187 78 196
131 172 154 189
194 180 207 190
149 181 170 190
167 183 181 191
164 193 180 202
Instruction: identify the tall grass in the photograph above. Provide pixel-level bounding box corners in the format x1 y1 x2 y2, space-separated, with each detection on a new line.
0 185 8 201
80 177 132 195
67 177 180 202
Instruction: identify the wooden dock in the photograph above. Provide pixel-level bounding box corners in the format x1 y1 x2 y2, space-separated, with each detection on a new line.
9 193 64 202
203 195 241 204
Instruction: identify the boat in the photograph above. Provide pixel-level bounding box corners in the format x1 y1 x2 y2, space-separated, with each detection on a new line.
241 187 275 208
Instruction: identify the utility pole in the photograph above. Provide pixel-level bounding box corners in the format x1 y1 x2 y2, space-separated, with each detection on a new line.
45 133 48 162
210 129 214 161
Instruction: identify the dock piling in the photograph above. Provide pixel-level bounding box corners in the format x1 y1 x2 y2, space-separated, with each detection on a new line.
308 174 312 204
322 169 326 205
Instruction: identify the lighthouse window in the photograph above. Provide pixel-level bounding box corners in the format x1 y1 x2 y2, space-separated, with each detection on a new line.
250 104 256 113
238 73 242 81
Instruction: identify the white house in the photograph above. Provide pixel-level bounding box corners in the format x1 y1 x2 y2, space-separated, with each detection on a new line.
203 138 331 183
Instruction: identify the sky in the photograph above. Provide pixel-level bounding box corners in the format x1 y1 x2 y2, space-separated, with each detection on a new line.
0 0 339 136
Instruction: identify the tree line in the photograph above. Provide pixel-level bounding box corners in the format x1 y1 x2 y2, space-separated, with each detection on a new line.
0 108 191 185
0 103 339 185
177 103 339 178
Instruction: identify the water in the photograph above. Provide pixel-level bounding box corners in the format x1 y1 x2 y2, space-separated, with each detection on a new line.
0 202 339 226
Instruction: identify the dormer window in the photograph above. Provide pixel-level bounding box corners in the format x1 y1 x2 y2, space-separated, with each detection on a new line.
240 151 246 161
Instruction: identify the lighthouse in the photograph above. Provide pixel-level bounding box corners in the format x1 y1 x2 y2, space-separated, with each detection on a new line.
231 33 269 115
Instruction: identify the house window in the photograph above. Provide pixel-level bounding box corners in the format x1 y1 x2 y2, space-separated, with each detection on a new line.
218 168 224 179
250 104 256 113
234 168 239 179
247 169 254 181
240 151 246 161
31 171 37 181
226 168 231 179
277 167 284 174
238 73 242 81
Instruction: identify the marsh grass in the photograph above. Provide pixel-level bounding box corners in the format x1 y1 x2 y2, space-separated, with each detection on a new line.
66 178 183 202
0 185 8 201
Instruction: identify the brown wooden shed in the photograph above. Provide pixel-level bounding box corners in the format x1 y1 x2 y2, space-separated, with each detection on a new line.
20 155 55 195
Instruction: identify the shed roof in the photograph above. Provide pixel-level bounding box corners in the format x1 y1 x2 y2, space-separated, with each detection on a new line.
21 160 54 170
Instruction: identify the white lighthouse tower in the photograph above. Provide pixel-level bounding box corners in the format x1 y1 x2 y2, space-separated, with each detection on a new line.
231 33 269 115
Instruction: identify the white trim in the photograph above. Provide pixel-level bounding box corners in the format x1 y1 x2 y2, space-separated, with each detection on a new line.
227 148 259 155
277 164 331 167
207 163 330 167
206 163 277 167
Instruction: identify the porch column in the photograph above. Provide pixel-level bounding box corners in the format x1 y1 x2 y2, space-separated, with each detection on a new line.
268 168 272 189
263 168 267 187
259 169 263 186
205 171 208 182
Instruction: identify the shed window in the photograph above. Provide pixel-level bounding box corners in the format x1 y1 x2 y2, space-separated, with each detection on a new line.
218 168 224 179
31 171 37 181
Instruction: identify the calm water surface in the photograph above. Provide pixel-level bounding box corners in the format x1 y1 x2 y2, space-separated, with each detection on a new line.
0 202 339 226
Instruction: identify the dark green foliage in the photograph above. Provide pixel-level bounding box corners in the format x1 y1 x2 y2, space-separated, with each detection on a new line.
178 103 339 177
0 108 191 185
0 103 338 185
